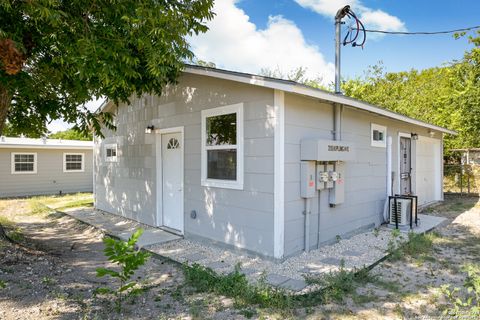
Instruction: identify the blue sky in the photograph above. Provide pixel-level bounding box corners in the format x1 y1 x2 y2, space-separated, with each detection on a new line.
48 0 479 132
190 0 480 82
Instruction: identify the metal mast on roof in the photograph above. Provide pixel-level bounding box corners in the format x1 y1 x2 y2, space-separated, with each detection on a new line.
334 5 366 94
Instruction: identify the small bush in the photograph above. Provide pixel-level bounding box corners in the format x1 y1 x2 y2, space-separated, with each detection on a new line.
441 264 480 318
96 229 150 311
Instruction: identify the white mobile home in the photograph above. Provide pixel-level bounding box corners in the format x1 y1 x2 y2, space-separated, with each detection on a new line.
0 137 93 197
94 66 455 259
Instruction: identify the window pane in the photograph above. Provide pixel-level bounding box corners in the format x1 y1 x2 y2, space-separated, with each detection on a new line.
15 163 34 172
66 162 82 170
207 149 237 180
206 113 236 146
107 149 112 157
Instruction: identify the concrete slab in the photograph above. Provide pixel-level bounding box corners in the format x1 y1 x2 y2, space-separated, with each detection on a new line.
341 250 362 257
266 273 290 286
118 229 181 247
320 257 343 266
279 278 308 291
386 214 447 234
240 268 259 276
183 253 207 262
206 261 229 271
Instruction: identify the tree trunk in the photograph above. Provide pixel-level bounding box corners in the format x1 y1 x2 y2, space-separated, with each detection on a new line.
0 85 12 240
0 223 8 240
0 84 12 135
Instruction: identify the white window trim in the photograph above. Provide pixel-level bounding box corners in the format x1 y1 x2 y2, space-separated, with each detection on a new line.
105 143 118 162
63 152 85 173
371 123 387 148
11 152 37 174
201 103 244 190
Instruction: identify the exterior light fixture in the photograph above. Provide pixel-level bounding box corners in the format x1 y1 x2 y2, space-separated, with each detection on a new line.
411 133 419 140
428 130 436 138
145 125 155 134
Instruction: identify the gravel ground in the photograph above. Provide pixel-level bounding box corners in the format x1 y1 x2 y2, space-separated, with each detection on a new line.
149 228 392 284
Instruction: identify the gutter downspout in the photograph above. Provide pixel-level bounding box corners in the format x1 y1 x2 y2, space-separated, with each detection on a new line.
383 136 393 222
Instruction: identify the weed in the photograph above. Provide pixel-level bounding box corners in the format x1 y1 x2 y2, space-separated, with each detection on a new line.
183 263 292 310
42 276 57 286
95 229 150 312
373 227 380 237
335 235 342 243
441 264 480 317
0 280 6 289
304 261 376 303
28 200 52 215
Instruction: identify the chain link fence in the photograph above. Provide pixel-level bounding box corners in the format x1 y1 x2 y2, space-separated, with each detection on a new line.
444 164 480 195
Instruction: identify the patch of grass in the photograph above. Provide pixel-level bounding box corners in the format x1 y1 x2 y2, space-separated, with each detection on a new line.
183 263 293 310
42 276 57 286
441 263 480 318
387 230 438 261
55 199 94 211
372 278 402 294
27 200 53 215
304 262 376 303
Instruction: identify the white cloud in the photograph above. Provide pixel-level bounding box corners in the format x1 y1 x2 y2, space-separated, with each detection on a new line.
189 0 334 85
294 0 406 33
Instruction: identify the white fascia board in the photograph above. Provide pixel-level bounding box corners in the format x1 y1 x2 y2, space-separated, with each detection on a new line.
184 67 457 136
0 145 92 150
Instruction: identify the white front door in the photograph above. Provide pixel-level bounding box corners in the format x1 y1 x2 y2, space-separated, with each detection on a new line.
161 132 183 232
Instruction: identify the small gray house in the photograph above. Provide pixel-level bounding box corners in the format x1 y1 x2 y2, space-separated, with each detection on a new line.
0 137 93 197
94 65 455 259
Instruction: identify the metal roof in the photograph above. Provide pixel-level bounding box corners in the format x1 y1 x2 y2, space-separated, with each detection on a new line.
0 137 93 150
101 64 457 135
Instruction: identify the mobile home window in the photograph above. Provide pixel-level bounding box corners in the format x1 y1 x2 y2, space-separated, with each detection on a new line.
371 123 387 148
64 153 84 172
11 153 37 174
201 103 244 189
105 144 117 162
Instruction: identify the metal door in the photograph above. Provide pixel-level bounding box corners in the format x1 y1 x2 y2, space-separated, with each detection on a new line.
400 136 412 194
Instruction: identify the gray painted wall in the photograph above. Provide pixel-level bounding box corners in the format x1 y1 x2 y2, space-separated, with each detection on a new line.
0 148 93 197
283 93 443 257
95 73 276 256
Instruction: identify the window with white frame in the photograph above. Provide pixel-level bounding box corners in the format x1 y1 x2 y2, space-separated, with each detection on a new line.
63 153 84 172
105 144 118 162
201 103 244 189
11 153 37 174
371 123 387 148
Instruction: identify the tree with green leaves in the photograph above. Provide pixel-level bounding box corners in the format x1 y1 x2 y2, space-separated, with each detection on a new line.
0 0 214 137
342 31 480 151
49 128 93 141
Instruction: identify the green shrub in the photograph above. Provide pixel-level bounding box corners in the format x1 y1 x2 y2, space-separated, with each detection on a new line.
442 264 480 317
95 229 150 311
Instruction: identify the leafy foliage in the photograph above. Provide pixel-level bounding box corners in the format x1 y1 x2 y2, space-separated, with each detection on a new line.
442 264 480 317
48 128 92 141
259 66 327 90
96 229 150 311
0 0 214 137
342 30 480 151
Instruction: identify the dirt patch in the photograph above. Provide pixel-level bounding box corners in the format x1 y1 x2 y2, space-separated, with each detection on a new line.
0 196 243 319
0 194 479 319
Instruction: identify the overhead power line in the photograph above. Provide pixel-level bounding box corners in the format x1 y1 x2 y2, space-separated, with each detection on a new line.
359 25 480 35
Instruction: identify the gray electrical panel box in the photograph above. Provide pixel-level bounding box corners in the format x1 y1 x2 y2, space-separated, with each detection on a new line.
300 161 316 198
329 162 345 205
